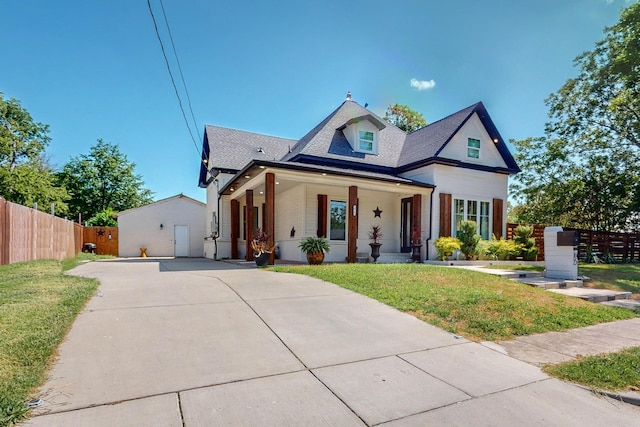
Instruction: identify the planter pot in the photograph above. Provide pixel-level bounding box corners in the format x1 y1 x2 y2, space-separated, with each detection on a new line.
411 244 422 262
369 243 382 263
306 252 325 265
254 251 271 267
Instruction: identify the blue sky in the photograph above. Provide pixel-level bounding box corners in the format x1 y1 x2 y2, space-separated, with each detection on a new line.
1 0 635 203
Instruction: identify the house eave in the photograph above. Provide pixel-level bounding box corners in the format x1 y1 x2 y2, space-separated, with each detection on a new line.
398 157 520 175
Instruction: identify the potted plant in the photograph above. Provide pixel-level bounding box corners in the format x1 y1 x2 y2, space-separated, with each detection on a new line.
457 220 481 260
251 227 275 267
410 226 423 262
299 236 330 265
368 225 383 263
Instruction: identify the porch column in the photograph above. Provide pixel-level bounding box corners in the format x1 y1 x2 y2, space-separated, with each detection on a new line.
411 194 424 262
265 173 275 265
348 185 358 263
245 190 254 261
230 199 239 259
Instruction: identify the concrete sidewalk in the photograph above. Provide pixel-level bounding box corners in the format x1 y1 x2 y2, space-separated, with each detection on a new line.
23 258 640 426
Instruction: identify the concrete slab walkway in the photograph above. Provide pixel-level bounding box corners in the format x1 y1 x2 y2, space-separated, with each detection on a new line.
22 258 640 426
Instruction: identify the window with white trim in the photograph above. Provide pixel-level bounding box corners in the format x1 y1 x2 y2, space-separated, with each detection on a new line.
467 138 480 159
358 130 375 152
454 198 490 240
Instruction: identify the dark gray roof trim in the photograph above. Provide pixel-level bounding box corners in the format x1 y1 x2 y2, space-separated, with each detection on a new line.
337 114 386 131
219 159 435 195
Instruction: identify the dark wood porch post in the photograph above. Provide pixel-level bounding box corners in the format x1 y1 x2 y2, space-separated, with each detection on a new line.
245 190 254 261
348 186 358 263
265 173 275 265
412 194 422 237
230 199 240 259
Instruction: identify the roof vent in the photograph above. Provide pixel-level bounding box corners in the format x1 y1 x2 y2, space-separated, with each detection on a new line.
346 91 352 101
257 147 264 153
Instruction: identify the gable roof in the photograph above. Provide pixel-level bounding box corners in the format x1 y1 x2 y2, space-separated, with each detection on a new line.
198 125 295 187
398 102 519 172
282 99 407 170
199 97 520 188
116 194 205 217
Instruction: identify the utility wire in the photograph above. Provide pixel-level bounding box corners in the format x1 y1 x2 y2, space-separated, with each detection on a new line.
158 0 201 143
146 0 201 157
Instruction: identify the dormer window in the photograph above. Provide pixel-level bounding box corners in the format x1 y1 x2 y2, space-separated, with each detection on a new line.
358 130 374 152
467 138 480 159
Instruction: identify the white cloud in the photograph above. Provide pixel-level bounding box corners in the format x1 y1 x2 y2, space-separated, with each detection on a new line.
410 78 436 91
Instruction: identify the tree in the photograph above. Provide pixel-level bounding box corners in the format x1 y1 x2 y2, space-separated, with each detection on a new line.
511 3 640 231
57 139 153 221
0 93 68 213
384 104 427 133
546 2 640 154
86 208 118 227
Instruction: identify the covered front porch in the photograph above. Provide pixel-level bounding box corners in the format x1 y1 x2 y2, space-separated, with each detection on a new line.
211 161 435 264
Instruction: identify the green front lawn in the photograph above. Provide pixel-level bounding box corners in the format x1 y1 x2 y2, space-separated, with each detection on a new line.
544 347 640 392
579 263 640 295
0 256 104 427
271 264 636 342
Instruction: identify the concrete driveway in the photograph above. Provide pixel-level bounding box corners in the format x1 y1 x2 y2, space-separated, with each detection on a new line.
24 258 640 426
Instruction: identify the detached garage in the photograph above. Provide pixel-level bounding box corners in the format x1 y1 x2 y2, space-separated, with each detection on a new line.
117 194 206 257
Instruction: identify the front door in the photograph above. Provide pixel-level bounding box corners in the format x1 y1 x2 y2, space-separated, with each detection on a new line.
400 197 413 253
174 225 189 257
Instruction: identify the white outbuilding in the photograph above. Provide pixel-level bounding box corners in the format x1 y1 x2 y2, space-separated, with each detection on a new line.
117 194 206 257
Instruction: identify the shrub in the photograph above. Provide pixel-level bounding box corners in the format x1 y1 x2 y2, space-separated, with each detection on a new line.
457 220 481 260
434 237 461 261
513 225 538 261
485 235 520 260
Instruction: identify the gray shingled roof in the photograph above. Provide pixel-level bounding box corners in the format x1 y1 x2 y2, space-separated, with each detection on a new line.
282 100 407 168
204 125 295 171
202 99 519 183
398 103 479 168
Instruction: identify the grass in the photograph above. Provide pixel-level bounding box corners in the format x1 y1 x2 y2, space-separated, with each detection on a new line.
544 347 640 392
0 255 105 427
271 264 636 342
578 263 640 295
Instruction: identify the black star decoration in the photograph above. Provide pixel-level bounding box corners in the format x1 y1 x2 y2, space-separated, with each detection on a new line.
373 207 383 218
97 229 105 236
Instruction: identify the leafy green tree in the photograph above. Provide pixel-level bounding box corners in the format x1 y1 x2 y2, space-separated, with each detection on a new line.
384 104 427 133
511 3 640 231
0 93 68 213
85 208 118 227
57 139 153 221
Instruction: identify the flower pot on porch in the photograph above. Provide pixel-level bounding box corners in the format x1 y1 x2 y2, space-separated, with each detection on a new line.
411 244 422 262
369 243 382 263
306 252 325 265
254 251 271 267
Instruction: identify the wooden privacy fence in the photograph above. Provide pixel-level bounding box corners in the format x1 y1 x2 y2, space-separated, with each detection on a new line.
507 223 640 262
0 197 119 266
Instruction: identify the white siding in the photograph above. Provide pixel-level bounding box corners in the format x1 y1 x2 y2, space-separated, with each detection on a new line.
118 196 206 257
438 113 508 168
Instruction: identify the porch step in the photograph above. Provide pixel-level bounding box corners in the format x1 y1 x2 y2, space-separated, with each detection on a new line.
355 252 412 263
516 277 583 290
548 287 632 303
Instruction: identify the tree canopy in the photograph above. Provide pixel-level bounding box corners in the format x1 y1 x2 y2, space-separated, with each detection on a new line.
57 139 154 221
0 93 69 213
384 104 427 133
510 3 640 231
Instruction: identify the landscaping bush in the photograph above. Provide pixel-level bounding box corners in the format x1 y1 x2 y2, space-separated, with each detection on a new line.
513 225 538 261
434 237 461 261
485 235 520 260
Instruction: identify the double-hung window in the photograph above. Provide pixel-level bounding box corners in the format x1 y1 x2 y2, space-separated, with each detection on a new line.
358 130 374 152
467 138 480 159
454 198 490 240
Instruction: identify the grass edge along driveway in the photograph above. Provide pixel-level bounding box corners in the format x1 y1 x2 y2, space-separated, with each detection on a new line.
0 256 105 427
271 263 636 342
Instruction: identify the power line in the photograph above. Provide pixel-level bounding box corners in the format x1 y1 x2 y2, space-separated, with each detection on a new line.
158 0 201 143
146 0 200 157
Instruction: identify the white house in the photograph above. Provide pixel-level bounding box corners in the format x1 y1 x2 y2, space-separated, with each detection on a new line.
117 194 206 257
198 93 520 263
